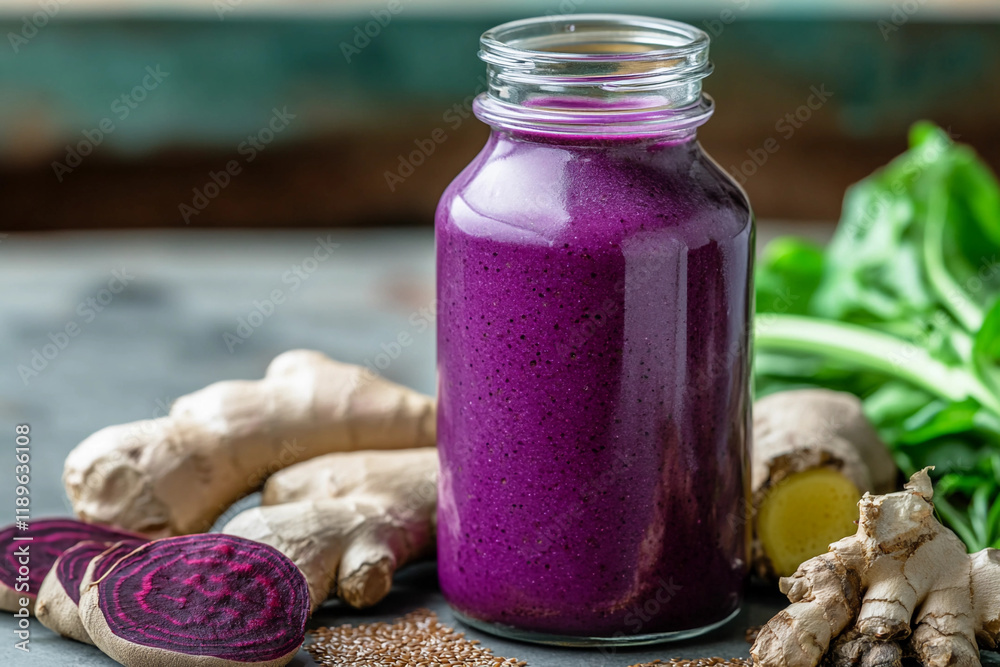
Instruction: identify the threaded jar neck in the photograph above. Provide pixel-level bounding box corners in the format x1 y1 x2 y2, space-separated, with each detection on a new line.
474 14 714 138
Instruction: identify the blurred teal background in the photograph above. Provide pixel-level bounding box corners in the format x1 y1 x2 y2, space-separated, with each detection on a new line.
1 0 998 229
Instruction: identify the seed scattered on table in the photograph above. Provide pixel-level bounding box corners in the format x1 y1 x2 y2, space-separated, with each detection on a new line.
307 609 527 666
630 658 753 667
744 625 763 644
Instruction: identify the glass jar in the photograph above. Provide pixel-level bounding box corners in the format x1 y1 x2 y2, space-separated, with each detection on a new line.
435 14 753 646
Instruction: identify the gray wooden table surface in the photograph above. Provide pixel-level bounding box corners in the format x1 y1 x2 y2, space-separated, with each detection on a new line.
0 227 830 666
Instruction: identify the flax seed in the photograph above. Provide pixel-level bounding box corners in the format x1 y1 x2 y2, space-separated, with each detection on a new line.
306 609 527 666
629 658 752 667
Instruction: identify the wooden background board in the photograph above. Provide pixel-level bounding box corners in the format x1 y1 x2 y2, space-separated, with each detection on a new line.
1 7 999 229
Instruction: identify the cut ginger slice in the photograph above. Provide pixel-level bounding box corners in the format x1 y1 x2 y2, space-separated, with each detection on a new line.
757 468 861 577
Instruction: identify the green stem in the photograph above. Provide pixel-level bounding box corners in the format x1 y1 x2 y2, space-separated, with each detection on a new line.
923 184 984 332
755 314 1000 416
935 495 982 552
988 486 1000 546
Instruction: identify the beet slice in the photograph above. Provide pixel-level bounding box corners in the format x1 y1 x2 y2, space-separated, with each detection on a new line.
0 518 142 613
80 534 309 667
88 541 138 584
36 540 145 644
57 541 117 605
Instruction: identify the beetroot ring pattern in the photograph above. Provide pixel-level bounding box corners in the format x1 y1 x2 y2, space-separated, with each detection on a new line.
96 534 309 661
0 518 141 597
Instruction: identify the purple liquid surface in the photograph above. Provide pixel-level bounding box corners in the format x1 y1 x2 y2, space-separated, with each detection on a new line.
436 131 753 638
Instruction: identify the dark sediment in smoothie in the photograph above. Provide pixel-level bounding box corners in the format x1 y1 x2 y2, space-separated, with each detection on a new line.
436 131 753 637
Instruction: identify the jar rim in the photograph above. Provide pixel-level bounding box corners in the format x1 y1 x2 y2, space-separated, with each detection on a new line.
475 14 714 137
480 14 711 81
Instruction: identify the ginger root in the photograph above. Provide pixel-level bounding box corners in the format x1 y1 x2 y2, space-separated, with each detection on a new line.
751 469 1000 667
752 389 897 578
64 350 436 537
223 447 437 611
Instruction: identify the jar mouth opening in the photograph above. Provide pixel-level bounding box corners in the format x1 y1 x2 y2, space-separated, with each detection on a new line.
480 14 711 83
477 14 713 137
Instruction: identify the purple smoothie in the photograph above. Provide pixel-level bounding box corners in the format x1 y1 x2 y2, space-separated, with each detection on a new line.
436 129 753 638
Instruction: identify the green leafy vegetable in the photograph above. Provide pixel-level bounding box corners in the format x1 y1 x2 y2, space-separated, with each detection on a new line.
754 122 1000 551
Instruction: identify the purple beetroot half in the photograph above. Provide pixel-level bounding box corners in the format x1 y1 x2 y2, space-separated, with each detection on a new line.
0 518 143 609
85 534 309 665
57 539 145 605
